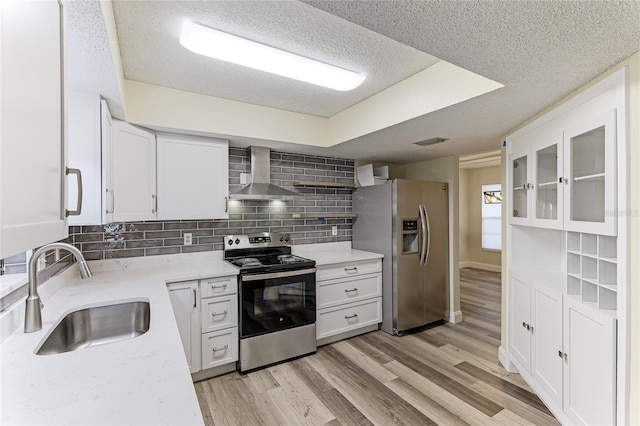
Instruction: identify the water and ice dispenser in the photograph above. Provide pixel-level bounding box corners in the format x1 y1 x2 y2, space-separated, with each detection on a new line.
402 219 419 254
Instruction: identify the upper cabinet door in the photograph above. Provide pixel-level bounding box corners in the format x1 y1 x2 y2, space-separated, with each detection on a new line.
531 129 564 230
509 144 531 226
110 120 157 222
563 109 616 236
156 134 229 220
0 0 68 258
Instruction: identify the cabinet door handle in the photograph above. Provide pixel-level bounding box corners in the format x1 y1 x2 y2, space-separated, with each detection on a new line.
193 289 197 308
152 194 157 214
210 283 228 290
530 326 534 333
558 350 568 360
344 288 358 294
345 267 358 273
522 184 527 190
526 323 531 331
106 189 115 214
225 196 228 213
344 313 358 320
65 167 83 217
211 310 228 317
212 345 228 352
558 350 562 358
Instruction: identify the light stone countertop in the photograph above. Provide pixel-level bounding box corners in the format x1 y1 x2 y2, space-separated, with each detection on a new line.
293 242 383 266
0 251 238 426
0 244 382 425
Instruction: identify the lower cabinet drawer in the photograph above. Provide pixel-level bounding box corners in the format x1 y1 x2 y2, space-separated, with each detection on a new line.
316 258 382 281
317 273 382 309
201 295 238 333
201 328 238 369
200 277 237 298
317 298 381 340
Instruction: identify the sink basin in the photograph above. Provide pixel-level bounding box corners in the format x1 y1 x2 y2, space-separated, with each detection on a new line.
36 301 150 355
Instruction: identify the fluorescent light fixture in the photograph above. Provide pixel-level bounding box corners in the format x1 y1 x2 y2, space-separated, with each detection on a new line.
179 21 365 91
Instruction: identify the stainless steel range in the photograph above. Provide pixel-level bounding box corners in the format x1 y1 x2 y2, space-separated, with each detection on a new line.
224 233 317 372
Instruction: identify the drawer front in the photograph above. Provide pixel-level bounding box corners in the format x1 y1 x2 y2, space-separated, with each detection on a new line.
317 273 382 309
201 328 238 369
317 258 382 281
201 276 237 298
201 295 238 333
317 298 382 340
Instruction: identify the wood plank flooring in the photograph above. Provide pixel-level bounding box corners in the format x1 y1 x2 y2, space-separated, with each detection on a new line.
195 268 559 425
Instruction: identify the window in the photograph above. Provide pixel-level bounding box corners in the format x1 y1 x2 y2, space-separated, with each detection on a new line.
482 184 502 251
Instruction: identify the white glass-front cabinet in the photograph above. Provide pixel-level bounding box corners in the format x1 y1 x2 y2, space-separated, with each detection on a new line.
509 127 563 230
1 0 68 258
509 109 616 235
563 109 616 236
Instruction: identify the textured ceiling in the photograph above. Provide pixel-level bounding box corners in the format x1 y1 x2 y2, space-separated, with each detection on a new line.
67 0 640 164
111 1 440 118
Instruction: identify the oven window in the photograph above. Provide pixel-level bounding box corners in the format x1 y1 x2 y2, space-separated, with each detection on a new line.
255 282 305 315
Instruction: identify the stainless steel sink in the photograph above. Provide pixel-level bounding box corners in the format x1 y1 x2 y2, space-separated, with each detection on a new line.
36 301 150 355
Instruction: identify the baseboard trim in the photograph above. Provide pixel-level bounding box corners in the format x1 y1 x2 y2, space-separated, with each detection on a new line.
460 261 502 273
447 310 463 324
498 346 513 372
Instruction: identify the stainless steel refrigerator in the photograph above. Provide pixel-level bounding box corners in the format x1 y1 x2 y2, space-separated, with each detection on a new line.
352 179 449 335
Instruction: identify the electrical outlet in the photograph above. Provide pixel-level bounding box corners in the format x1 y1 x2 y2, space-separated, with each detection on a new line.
331 225 338 236
240 173 250 185
184 233 193 245
37 257 47 272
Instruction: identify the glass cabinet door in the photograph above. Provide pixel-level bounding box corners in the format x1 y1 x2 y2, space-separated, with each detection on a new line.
511 154 529 221
535 144 558 221
564 109 616 235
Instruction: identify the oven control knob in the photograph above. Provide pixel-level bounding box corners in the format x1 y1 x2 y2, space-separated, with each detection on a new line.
279 236 284 242
284 235 290 242
227 239 233 245
235 238 240 245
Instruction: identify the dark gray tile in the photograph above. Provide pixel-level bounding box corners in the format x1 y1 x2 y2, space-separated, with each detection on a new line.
74 233 104 243
81 251 104 261
304 169 326 177
326 158 346 166
184 229 214 237
144 231 181 239
126 239 164 249
182 244 214 254
256 220 283 227
81 225 107 233
104 249 145 259
293 238 316 245
214 228 243 236
164 238 185 247
282 154 305 162
315 164 336 171
197 236 222 245
303 156 326 164
316 237 339 243
145 247 181 256
126 222 164 231
82 241 124 251
164 221 198 230
337 236 353 242
336 165 354 172
242 227 269 234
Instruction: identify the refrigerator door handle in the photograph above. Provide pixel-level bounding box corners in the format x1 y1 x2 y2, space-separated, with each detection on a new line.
423 204 431 266
419 204 428 265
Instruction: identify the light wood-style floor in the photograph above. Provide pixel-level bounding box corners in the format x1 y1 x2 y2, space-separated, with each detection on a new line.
195 268 559 425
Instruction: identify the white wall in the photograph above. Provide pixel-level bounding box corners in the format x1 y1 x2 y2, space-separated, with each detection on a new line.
403 156 461 322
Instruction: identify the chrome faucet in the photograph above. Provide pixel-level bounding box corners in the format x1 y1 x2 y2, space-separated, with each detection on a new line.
24 242 93 333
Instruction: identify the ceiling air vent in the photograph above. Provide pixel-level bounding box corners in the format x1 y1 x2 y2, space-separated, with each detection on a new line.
414 137 448 147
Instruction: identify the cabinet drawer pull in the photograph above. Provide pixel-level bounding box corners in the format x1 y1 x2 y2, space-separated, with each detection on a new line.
344 267 358 273
212 345 228 352
211 310 228 317
344 288 358 294
209 283 228 290
344 313 358 320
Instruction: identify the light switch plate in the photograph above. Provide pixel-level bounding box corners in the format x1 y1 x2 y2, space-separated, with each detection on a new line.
184 233 193 245
331 226 338 236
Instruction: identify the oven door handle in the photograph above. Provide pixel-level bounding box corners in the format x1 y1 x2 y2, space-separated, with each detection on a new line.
241 268 317 281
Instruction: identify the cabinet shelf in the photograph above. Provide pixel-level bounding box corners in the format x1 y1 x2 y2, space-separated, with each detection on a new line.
293 181 355 189
292 213 356 220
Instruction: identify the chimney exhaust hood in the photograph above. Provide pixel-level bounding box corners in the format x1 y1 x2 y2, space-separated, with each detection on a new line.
229 146 302 200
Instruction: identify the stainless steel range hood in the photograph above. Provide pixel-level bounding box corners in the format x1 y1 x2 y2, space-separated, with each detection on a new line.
229 146 301 200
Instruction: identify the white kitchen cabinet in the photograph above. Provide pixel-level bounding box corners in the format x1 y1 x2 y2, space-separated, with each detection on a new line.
167 281 201 374
168 276 238 379
67 96 108 225
508 270 617 424
508 109 617 236
508 272 532 370
508 126 564 230
110 120 157 222
0 0 68 258
316 257 382 345
563 295 617 426
156 134 228 220
563 109 617 236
